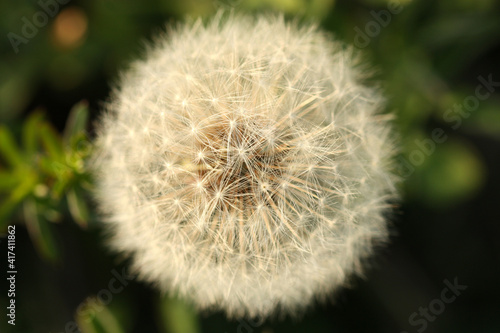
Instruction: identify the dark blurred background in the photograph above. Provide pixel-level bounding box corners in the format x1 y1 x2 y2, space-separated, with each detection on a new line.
1 0 500 332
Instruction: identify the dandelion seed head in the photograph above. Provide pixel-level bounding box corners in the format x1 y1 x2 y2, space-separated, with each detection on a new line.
93 11 398 318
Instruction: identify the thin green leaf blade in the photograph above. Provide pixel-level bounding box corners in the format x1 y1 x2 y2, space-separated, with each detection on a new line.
23 199 59 262
39 123 64 161
67 187 90 228
77 301 126 333
64 101 89 146
22 111 45 155
0 126 24 167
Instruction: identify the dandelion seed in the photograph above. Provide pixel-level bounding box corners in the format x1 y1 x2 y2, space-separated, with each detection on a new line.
92 11 398 318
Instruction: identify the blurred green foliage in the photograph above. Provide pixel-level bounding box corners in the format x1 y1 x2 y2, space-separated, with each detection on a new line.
0 102 91 261
1 0 499 332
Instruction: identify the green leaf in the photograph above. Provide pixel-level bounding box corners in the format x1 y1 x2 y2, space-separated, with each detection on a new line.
64 101 89 147
51 171 72 199
158 296 200 333
0 170 18 191
77 301 126 333
67 187 90 228
39 123 64 161
0 170 37 227
0 126 23 167
22 111 45 155
23 199 59 262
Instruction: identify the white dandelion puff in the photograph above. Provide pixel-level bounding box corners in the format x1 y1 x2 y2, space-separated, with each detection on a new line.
92 12 398 318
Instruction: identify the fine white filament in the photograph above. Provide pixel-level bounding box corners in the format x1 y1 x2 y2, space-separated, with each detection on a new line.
93 12 397 318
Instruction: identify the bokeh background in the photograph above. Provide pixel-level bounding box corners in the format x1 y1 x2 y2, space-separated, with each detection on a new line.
1 0 500 332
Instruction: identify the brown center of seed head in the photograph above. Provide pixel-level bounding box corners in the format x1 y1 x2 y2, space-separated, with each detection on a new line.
177 113 316 261
194 116 289 215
